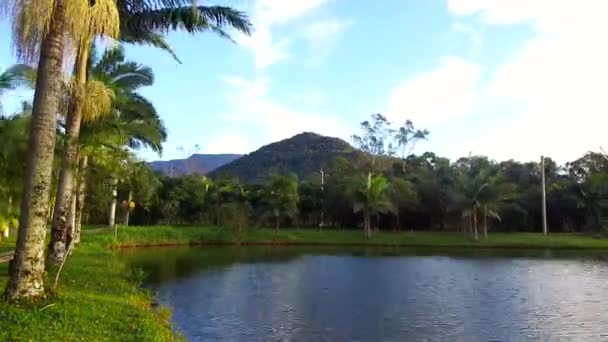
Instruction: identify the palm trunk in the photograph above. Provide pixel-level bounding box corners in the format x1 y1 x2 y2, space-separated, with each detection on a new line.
66 193 77 250
275 216 280 232
473 207 479 241
483 206 488 240
8 194 13 217
74 156 88 245
123 189 132 226
364 211 371 239
109 178 118 227
4 0 67 301
48 42 91 265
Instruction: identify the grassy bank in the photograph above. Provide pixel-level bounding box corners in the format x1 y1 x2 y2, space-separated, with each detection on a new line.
110 225 608 250
0 234 178 341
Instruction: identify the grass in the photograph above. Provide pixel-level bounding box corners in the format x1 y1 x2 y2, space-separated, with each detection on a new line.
110 225 608 250
1 225 608 341
0 232 178 342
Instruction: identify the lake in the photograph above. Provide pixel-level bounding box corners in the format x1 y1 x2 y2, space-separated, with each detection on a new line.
120 246 608 341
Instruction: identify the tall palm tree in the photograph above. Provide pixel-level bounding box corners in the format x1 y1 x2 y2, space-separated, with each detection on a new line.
69 46 167 244
49 3 252 265
353 175 394 238
3 0 120 301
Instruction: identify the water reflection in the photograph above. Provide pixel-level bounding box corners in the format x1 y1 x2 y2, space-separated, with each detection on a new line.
120 247 608 341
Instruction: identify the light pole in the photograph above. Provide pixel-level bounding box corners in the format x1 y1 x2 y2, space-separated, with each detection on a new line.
541 156 548 236
319 170 325 230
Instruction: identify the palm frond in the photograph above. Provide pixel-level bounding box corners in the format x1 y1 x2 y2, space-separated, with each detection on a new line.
121 6 252 40
120 32 182 63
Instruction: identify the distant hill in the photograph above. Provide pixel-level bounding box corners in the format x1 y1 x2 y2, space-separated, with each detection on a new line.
149 154 242 177
209 132 359 183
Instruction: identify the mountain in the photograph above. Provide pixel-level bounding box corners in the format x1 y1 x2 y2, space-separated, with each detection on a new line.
209 132 359 183
149 154 242 177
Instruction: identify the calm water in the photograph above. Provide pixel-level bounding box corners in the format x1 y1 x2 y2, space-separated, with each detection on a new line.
120 246 608 341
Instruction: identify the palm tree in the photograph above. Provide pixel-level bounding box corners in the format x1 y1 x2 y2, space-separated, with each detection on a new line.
48 3 252 265
70 46 167 244
353 175 394 238
3 0 120 301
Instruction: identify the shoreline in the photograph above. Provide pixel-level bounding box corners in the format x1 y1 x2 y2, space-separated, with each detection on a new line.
107 226 608 251
113 240 608 251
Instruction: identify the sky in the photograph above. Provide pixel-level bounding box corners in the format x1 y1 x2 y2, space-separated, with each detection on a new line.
1 0 607 164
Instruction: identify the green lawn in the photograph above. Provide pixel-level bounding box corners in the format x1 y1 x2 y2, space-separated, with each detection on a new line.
0 232 177 342
110 225 608 250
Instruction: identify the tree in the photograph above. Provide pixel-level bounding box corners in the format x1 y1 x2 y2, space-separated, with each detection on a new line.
453 156 496 240
48 3 252 265
387 178 417 230
395 120 429 159
353 175 394 238
265 173 300 231
73 47 167 239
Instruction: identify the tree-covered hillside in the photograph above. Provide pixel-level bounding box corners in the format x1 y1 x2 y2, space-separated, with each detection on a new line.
209 132 363 183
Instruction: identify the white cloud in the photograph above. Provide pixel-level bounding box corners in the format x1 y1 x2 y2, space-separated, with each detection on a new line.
236 0 330 68
215 75 347 152
386 56 481 126
299 17 353 64
301 17 353 50
446 0 608 162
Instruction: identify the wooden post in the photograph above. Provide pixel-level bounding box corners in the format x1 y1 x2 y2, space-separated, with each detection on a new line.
541 156 548 236
109 178 118 227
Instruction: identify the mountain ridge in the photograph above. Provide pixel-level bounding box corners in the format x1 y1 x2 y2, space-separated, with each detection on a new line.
149 153 241 177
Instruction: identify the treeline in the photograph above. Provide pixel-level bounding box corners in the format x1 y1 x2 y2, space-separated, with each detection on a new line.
80 115 608 236
89 151 605 235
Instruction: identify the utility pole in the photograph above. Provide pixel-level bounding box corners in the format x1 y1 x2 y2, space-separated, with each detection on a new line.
319 170 325 229
541 156 548 236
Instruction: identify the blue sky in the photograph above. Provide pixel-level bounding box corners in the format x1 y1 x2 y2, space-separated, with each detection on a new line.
1 0 607 163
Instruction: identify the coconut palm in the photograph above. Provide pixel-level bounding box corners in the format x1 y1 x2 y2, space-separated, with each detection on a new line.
3 0 121 300
48 3 252 264
353 175 394 238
